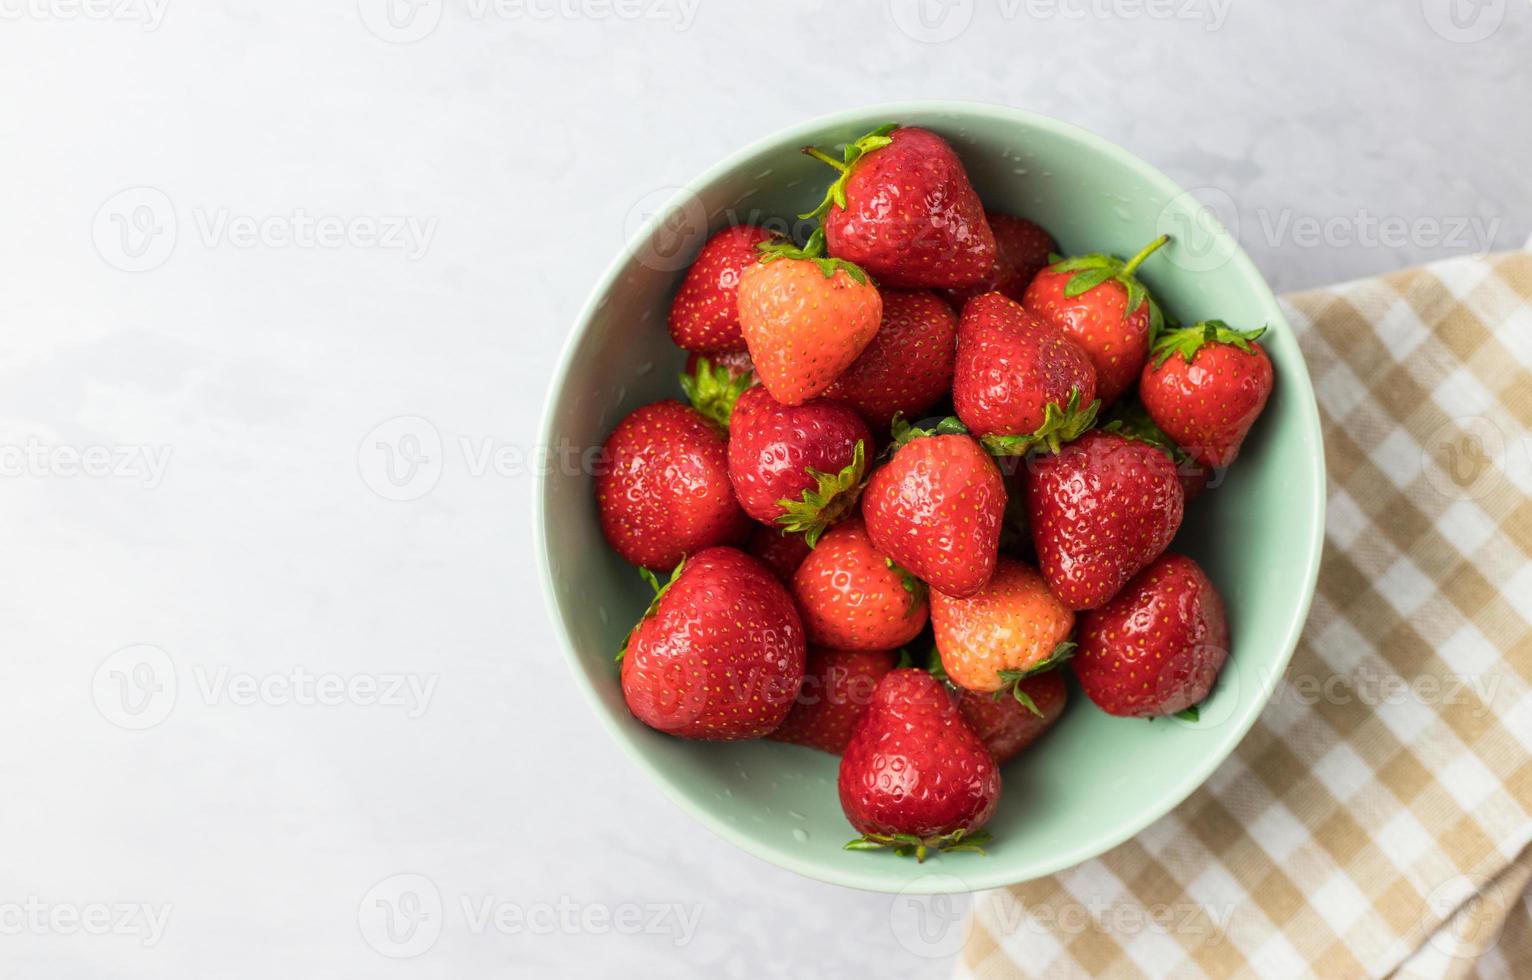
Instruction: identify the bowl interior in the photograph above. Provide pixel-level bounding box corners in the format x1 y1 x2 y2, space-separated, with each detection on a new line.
538 104 1324 894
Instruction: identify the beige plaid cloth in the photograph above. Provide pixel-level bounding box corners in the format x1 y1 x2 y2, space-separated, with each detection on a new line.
958 248 1532 979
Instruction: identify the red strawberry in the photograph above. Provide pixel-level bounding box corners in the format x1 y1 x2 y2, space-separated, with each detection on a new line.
952 292 1099 454
804 125 996 289
1074 553 1229 717
839 668 1000 860
737 230 882 405
824 289 958 432
1025 430 1184 610
746 525 812 582
620 548 805 739
669 224 773 354
942 213 1057 308
595 400 750 570
726 385 870 543
861 419 1006 598
791 518 928 651
769 647 896 754
930 557 1075 694
1100 400 1211 501
957 670 1068 763
1023 235 1170 405
1140 321 1274 471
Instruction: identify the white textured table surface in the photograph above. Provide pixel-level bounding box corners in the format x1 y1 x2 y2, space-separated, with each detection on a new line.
2 3 1528 977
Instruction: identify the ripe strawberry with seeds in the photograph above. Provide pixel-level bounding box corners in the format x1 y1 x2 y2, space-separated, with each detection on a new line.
620 548 805 740
737 229 882 405
1025 430 1184 610
824 289 959 432
747 525 813 583
1024 235 1170 406
839 668 1000 860
669 224 773 354
861 417 1006 599
1140 320 1274 472
804 125 996 289
1074 553 1229 717
791 518 928 651
952 292 1099 455
957 669 1068 763
595 400 750 570
942 213 1058 308
726 385 871 544
769 647 897 754
930 557 1075 694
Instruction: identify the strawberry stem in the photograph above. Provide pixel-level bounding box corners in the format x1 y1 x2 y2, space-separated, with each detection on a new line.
1121 234 1170 277
800 145 847 173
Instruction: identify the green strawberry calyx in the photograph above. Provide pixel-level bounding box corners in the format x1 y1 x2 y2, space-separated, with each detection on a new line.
1150 320 1267 368
884 557 928 616
889 413 969 447
774 440 868 548
1101 401 1192 467
680 356 753 428
1047 234 1171 339
756 227 869 285
616 559 686 662
844 827 992 863
1175 705 1200 723
980 387 1100 457
799 123 898 221
995 640 1076 716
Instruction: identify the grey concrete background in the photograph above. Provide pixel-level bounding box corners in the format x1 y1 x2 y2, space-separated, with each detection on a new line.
0 1 1527 977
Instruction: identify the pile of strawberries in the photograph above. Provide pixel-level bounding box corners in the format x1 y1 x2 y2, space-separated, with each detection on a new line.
596 124 1274 862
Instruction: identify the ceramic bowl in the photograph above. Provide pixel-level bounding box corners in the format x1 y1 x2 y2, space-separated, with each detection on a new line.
537 102 1325 894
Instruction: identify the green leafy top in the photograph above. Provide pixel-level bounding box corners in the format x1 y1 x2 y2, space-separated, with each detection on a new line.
1101 400 1192 467
844 827 991 863
889 413 969 448
1150 320 1267 368
680 357 753 428
774 440 868 548
616 559 685 662
980 387 1100 457
1047 234 1170 340
995 640 1076 716
756 227 869 285
799 123 898 221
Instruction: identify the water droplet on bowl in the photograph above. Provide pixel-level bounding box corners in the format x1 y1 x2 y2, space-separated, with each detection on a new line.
791 828 809 843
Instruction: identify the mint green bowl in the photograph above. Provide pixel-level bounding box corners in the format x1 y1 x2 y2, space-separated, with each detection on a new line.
537 102 1325 894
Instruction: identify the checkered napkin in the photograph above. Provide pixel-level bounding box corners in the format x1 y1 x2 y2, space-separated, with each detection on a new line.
957 247 1532 979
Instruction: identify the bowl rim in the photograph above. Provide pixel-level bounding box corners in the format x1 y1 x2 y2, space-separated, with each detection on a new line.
535 99 1327 895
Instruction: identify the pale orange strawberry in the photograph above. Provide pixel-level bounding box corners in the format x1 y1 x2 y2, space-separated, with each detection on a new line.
930 558 1075 694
